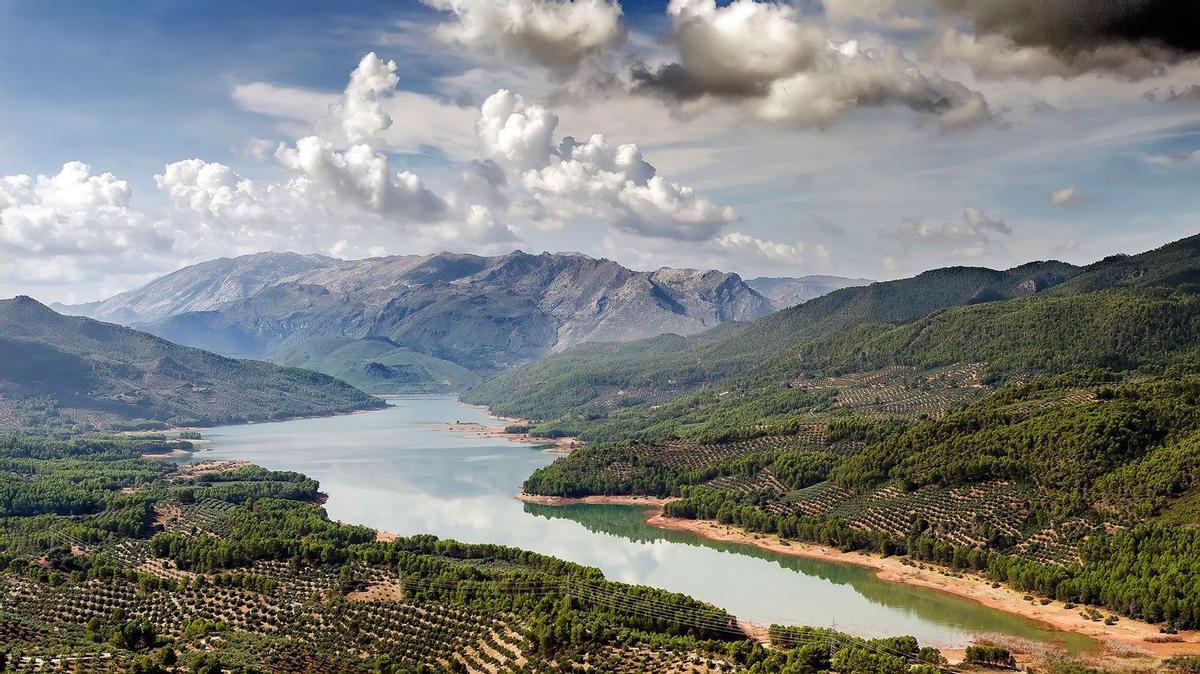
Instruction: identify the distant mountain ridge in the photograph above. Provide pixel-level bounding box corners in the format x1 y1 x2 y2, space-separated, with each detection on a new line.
69 251 335 324
0 297 384 431
67 251 813 392
467 234 1200 425
465 258 1087 420
746 275 872 308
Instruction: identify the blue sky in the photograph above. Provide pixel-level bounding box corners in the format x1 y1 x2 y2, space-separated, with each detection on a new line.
2 0 1199 303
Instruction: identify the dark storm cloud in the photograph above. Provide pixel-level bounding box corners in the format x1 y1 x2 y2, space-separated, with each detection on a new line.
937 0 1200 54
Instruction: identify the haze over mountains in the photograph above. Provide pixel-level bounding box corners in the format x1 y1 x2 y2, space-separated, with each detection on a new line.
59 251 860 393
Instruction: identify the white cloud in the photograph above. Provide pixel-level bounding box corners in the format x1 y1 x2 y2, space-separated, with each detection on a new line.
0 162 171 259
712 231 832 267
1142 148 1200 167
885 206 1012 258
317 52 399 147
275 137 446 219
633 0 992 128
153 154 521 267
601 228 832 277
1048 185 1097 207
478 89 738 241
421 0 626 72
476 89 559 170
241 137 277 160
232 80 478 161
432 204 520 245
145 55 549 271
821 0 926 30
758 42 990 129
1048 185 1078 206
663 0 826 96
155 159 266 220
612 177 736 240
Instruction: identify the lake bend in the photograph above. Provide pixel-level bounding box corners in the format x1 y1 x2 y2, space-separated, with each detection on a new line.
188 395 1091 651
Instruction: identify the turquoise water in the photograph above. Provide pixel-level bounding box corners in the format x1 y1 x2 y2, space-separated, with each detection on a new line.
191 395 1090 650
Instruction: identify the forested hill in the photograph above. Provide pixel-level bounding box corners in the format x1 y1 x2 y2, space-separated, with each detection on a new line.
466 234 1200 424
506 233 1200 640
0 297 384 431
464 258 1082 420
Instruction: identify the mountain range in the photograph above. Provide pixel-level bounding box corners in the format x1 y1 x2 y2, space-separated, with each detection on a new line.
744 275 872 307
466 235 1200 425
58 251 862 393
0 296 384 431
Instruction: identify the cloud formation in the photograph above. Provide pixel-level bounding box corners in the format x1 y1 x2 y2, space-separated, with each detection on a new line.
821 0 926 30
318 53 400 147
935 0 1200 80
1 162 170 259
632 0 990 128
477 89 737 241
1048 185 1097 207
601 228 832 278
936 0 1200 55
886 206 1011 258
275 137 446 219
1142 148 1200 167
1048 186 1079 206
422 0 625 72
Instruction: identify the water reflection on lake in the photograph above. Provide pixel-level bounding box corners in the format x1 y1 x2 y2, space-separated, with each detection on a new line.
193 395 1089 650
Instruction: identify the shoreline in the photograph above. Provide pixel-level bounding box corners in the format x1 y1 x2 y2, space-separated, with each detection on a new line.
168 394 1198 663
516 492 675 507
641 510 1200 660
122 403 386 437
448 399 581 450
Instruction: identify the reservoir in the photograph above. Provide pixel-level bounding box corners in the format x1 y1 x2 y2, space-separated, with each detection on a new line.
192 395 1090 650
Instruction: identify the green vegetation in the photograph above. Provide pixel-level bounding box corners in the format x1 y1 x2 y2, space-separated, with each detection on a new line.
0 297 385 432
0 432 961 673
466 259 1082 421
963 645 1016 668
468 235 1200 442
505 233 1200 643
529 372 1200 632
274 336 480 394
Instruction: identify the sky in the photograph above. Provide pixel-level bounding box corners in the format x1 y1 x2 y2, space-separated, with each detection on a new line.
1 0 1199 304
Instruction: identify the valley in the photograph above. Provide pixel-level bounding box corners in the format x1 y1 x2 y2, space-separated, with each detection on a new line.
8 3 1200 670
184 396 1095 653
4 234 1200 672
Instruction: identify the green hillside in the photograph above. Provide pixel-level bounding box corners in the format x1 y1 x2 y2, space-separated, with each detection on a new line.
467 236 1200 434
0 297 385 431
465 261 1080 420
274 336 480 393
511 233 1200 636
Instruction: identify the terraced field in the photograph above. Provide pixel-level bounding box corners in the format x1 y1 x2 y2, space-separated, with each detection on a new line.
0 569 532 673
792 362 988 419
0 435 765 673
704 475 1095 565
641 429 832 471
586 386 692 415
0 565 751 674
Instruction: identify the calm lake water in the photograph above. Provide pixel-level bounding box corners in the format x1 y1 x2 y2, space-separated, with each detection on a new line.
192 395 1089 650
